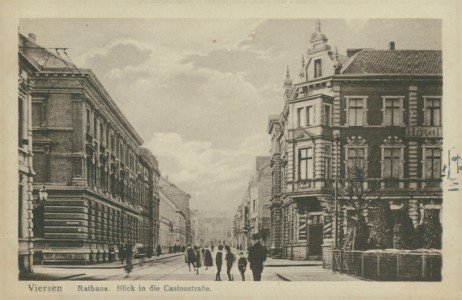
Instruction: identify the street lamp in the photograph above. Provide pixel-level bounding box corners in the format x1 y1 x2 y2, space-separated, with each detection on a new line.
334 134 341 249
33 185 48 208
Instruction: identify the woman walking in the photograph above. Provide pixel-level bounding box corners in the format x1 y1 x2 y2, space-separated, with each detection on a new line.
194 246 202 275
204 246 213 270
224 245 235 281
185 245 196 272
215 245 223 281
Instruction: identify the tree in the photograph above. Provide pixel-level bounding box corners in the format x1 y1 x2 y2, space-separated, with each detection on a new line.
333 162 382 251
393 207 417 249
369 200 394 249
422 210 442 249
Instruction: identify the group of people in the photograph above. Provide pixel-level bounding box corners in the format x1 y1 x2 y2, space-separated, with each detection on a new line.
184 233 267 281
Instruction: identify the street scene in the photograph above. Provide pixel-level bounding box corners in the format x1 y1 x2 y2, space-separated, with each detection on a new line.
18 19 443 282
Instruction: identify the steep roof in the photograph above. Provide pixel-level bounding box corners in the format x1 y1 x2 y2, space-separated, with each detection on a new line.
341 50 442 75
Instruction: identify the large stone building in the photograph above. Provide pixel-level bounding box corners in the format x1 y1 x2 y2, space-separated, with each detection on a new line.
268 20 442 261
18 34 41 273
158 189 180 253
20 33 161 264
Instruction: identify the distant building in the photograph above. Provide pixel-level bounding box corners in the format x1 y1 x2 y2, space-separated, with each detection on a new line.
268 20 442 261
159 177 192 246
232 157 272 251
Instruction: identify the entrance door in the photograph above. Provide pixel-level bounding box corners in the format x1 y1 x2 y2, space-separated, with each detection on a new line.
308 214 323 256
308 224 323 256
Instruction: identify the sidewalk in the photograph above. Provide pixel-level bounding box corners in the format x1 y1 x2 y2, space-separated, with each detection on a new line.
264 256 323 267
19 252 184 281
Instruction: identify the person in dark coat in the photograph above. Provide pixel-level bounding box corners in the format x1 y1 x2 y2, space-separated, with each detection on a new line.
185 244 196 272
156 244 162 256
119 244 126 264
248 233 267 281
237 252 248 281
204 246 213 270
194 246 202 275
224 245 235 281
124 243 133 277
215 245 223 281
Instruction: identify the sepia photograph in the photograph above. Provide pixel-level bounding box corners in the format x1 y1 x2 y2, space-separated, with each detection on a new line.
16 18 446 284
4 1 462 299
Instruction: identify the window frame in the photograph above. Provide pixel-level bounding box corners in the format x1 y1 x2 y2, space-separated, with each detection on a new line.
381 146 404 179
421 146 442 180
381 96 405 126
422 96 442 126
314 59 322 78
345 96 368 126
298 147 314 181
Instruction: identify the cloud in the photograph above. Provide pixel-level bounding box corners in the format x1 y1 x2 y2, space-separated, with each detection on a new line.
146 132 270 211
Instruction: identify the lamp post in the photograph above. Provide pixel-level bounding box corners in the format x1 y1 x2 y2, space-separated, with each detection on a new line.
334 135 341 249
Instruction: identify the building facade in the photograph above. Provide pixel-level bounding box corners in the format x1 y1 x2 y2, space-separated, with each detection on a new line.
268 21 442 261
159 177 192 246
18 34 41 273
20 33 160 264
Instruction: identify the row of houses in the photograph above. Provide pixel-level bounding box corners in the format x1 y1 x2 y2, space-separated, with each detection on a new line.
234 20 443 263
18 33 194 272
232 157 272 251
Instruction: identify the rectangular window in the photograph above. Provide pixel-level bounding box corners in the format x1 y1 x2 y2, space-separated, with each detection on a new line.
347 148 365 169
323 104 331 126
324 156 331 179
297 107 304 127
425 98 441 126
100 123 104 144
384 98 403 126
314 59 322 78
383 148 401 178
306 105 314 126
425 148 441 179
110 134 114 151
94 115 97 136
18 98 24 147
299 147 314 180
86 109 91 133
348 98 364 126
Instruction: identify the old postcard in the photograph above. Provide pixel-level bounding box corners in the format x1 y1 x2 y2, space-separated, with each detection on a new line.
2 0 462 299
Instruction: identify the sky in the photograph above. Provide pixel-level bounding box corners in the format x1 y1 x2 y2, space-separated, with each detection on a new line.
19 19 441 214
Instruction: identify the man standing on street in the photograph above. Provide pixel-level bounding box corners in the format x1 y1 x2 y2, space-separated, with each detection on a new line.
248 233 267 281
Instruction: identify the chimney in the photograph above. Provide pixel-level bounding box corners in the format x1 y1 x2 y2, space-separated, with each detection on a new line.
28 33 36 43
389 41 395 50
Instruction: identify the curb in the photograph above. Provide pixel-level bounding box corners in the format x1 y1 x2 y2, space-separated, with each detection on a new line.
36 253 183 270
19 273 86 281
265 264 322 267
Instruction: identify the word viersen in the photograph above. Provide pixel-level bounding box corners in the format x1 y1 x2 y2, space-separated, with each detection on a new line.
28 284 62 292
164 285 211 292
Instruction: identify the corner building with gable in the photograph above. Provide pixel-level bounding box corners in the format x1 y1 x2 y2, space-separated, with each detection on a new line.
268 21 442 262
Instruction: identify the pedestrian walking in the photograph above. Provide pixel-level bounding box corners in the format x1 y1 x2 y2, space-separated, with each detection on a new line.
215 245 223 281
156 244 162 256
248 233 267 281
124 243 133 278
237 252 248 281
204 246 213 270
119 243 125 264
185 244 196 272
211 244 214 253
194 246 202 275
224 245 235 281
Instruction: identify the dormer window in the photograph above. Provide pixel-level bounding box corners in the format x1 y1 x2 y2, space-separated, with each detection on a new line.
314 59 322 78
